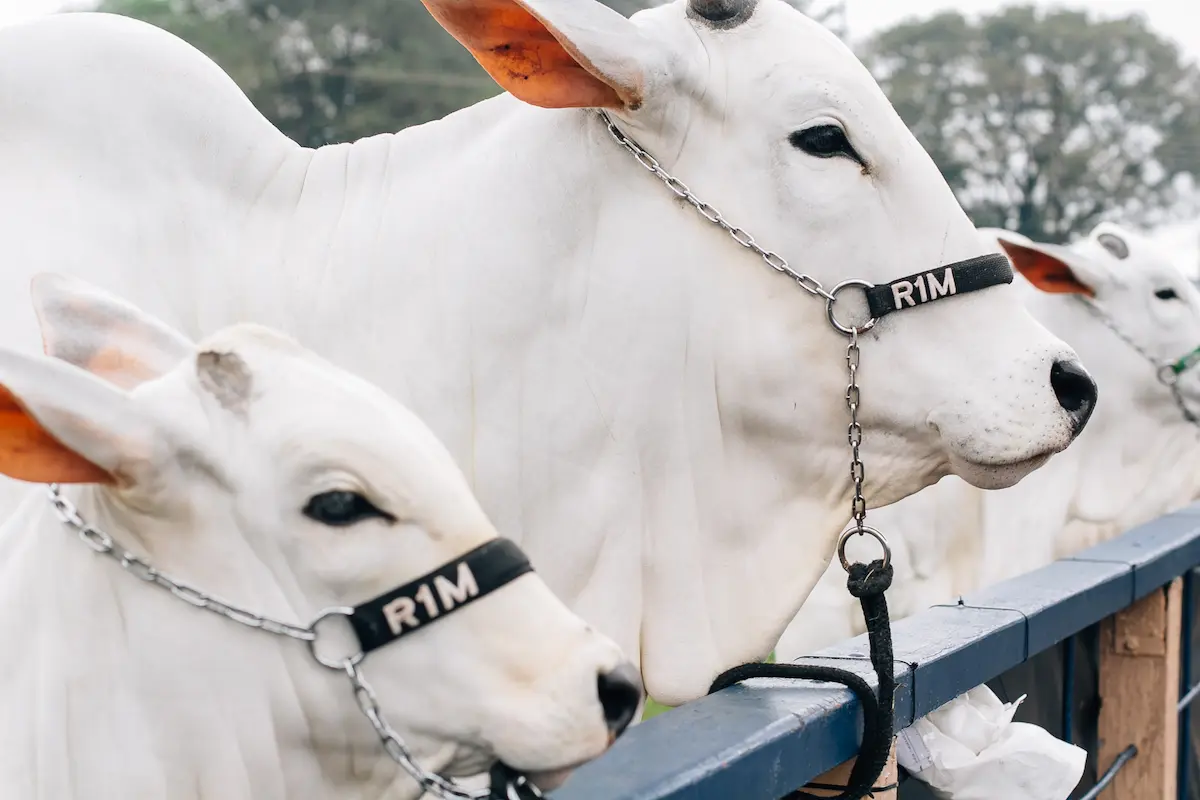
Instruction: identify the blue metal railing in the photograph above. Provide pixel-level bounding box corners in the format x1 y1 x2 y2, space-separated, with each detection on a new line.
550 503 1200 800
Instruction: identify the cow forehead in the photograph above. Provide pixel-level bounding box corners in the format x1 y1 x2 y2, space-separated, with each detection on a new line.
1076 227 1181 283
182 324 459 469
253 361 466 486
642 0 884 109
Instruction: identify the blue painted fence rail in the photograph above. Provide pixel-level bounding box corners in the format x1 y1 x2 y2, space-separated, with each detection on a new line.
551 502 1200 800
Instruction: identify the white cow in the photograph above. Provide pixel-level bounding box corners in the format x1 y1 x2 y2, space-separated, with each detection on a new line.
0 0 1096 704
777 223 1200 658
0 274 641 799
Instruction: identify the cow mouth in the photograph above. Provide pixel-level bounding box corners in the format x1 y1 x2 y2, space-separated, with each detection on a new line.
950 450 1053 490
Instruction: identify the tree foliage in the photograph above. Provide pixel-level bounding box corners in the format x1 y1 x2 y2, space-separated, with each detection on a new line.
864 6 1200 242
95 0 842 147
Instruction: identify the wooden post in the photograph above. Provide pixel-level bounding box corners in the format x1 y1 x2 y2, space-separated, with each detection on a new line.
1097 577 1183 799
790 740 897 799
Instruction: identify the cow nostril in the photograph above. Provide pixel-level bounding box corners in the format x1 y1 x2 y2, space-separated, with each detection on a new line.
1050 359 1098 432
597 662 643 737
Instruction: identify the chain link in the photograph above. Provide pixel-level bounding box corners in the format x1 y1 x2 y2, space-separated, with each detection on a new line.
47 483 522 800
597 110 889 567
846 330 868 528
1075 297 1200 427
598 111 835 303
346 661 502 799
48 484 316 642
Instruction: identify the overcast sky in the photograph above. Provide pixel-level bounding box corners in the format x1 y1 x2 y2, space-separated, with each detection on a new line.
2 0 1199 61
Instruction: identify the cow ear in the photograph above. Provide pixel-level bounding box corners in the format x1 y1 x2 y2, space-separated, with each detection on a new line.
418 0 658 110
0 348 155 485
996 238 1095 297
31 273 194 390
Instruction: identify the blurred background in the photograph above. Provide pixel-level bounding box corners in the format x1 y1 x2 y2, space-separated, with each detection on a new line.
3 0 1199 269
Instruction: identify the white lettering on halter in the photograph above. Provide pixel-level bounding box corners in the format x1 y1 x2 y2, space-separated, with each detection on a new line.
927 268 957 300
891 268 958 309
892 281 915 308
383 596 419 635
435 563 479 610
381 562 481 636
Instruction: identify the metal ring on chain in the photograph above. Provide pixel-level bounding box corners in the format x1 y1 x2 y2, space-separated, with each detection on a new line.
836 525 892 572
306 607 366 670
826 279 879 336
1158 364 1179 386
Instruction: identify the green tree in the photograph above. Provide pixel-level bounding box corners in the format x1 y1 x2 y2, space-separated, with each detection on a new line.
97 0 504 147
864 6 1200 243
95 0 844 147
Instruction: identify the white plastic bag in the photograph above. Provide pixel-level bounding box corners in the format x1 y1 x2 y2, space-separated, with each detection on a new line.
894 685 1086 800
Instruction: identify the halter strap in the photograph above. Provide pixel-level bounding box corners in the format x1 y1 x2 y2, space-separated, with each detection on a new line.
350 538 534 655
864 253 1014 320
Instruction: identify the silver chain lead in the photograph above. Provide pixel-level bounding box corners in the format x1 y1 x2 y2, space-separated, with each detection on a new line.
846 329 867 530
46 483 515 800
598 111 835 303
347 661 498 799
1076 297 1200 427
836 327 890 572
596 110 890 570
47 484 316 641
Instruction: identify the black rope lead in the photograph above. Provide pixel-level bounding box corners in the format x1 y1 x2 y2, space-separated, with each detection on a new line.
488 761 545 799
707 559 896 800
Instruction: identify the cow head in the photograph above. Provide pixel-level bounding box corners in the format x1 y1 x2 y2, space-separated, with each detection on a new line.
418 0 1093 500
991 223 1200 423
0 274 641 793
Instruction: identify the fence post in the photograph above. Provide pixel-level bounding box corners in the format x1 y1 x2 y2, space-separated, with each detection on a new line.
795 741 897 799
1098 577 1183 799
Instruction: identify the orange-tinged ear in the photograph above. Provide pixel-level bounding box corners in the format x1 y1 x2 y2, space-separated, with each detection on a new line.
0 384 113 484
32 273 193 390
419 0 648 109
998 239 1095 297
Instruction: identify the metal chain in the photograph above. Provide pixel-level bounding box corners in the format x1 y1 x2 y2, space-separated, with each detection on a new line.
846 329 867 529
597 111 835 303
1076 298 1164 373
47 484 316 641
1075 297 1200 427
836 327 890 570
46 483 518 800
346 661 500 800
596 110 891 571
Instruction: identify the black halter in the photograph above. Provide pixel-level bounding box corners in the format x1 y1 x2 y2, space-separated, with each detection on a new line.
863 253 1015 320
349 538 533 654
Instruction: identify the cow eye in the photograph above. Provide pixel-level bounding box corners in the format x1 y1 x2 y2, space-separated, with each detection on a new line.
303 491 394 527
1155 288 1179 301
789 125 864 166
